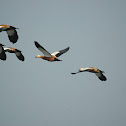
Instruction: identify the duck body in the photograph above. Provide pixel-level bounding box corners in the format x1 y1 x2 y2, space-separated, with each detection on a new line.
0 24 19 43
35 55 61 61
34 41 69 62
71 67 107 81
3 47 24 61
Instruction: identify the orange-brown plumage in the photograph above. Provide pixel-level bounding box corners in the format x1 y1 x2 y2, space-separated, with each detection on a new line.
71 67 107 81
7 47 16 52
3 47 25 61
0 24 10 28
0 24 19 43
34 41 69 62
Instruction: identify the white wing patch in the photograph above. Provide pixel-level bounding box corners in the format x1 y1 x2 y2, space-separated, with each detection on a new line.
51 52 59 56
79 67 93 72
0 26 4 28
4 48 10 51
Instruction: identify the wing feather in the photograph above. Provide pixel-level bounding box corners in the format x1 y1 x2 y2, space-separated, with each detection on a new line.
6 29 18 43
0 46 6 60
95 72 107 81
52 47 70 57
15 51 25 61
34 41 52 57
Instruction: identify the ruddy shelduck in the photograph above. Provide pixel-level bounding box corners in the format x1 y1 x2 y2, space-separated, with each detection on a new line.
2 47 25 61
71 67 107 81
34 41 70 62
0 43 6 60
0 24 19 43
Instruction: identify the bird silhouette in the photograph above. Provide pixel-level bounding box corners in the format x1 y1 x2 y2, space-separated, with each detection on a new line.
0 24 19 43
71 67 107 81
34 41 69 62
0 47 25 61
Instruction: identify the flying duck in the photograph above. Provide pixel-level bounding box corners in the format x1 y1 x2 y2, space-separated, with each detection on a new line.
0 24 19 43
3 47 25 61
71 67 107 81
34 41 70 62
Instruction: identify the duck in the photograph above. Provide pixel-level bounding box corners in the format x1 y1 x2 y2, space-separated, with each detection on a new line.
0 43 6 60
34 41 70 62
71 67 107 81
0 24 19 43
2 47 25 61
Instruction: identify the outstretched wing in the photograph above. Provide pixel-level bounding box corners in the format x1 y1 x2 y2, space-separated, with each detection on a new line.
34 41 52 57
51 47 70 57
95 72 107 81
15 51 25 61
0 46 6 60
6 29 18 43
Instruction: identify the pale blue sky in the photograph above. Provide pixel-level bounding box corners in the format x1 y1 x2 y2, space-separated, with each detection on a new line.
1 0 126 126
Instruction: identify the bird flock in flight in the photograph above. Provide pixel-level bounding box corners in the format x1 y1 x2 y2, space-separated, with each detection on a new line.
0 24 107 81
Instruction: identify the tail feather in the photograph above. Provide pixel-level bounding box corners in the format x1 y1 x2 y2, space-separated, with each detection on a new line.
55 58 62 61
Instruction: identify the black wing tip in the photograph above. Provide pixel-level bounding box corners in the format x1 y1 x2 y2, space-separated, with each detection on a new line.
99 76 107 81
71 72 77 75
34 41 40 48
10 26 19 29
18 56 25 61
0 48 6 60
66 47 70 51
19 58 24 61
8 34 18 43
20 54 25 61
21 58 25 61
20 53 25 61
34 41 38 44
9 39 18 43
0 43 5 46
15 51 25 61
0 57 6 61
